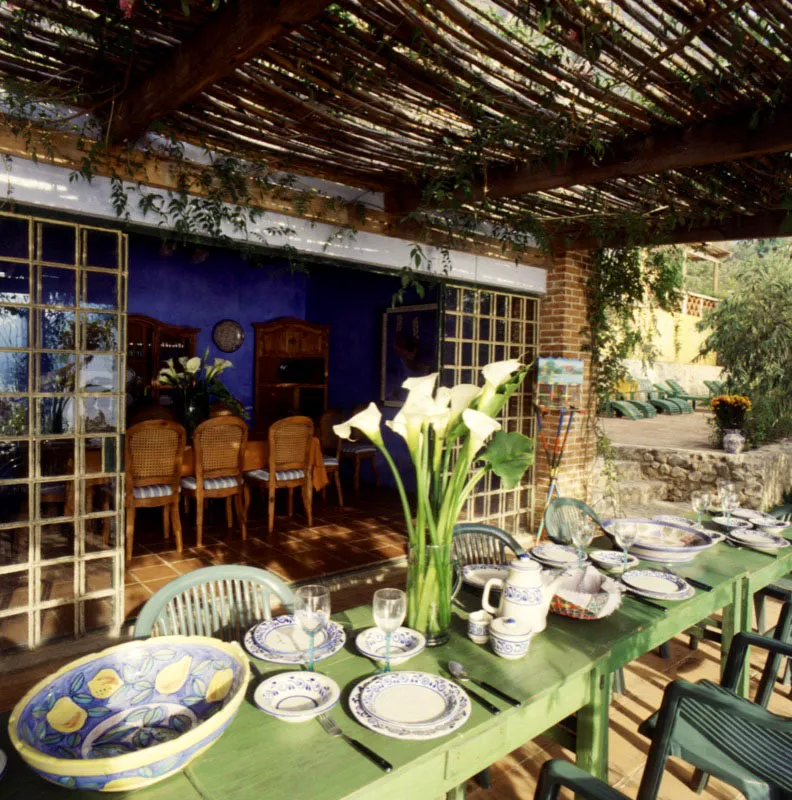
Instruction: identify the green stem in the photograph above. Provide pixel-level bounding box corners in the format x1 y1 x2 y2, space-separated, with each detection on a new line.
376 443 415 542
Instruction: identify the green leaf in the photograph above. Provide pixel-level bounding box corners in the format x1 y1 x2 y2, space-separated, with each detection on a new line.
478 431 534 489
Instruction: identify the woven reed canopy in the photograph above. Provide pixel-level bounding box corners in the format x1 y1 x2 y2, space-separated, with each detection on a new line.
2 0 792 245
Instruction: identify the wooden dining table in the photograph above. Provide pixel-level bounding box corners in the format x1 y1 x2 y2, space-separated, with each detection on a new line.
2 515 789 799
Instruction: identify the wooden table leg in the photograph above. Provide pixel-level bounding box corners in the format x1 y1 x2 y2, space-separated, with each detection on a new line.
575 667 611 781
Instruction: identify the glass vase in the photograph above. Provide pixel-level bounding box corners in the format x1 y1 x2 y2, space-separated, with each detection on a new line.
406 543 458 646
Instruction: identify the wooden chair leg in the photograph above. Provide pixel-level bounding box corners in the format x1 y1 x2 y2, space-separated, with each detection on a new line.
196 497 205 548
125 504 135 562
334 470 344 508
301 481 313 527
268 484 276 534
225 496 233 529
163 506 170 540
170 500 183 553
234 491 247 540
354 456 361 493
370 454 380 486
287 487 294 518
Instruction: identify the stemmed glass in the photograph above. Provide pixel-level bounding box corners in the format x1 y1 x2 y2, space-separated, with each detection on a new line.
372 588 407 673
717 480 735 510
294 585 331 672
722 490 739 526
613 522 638 570
690 491 711 527
570 517 595 569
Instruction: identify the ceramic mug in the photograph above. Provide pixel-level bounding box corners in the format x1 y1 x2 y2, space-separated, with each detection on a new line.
467 610 493 644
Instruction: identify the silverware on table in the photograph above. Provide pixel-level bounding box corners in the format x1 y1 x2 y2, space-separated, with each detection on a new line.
658 565 712 592
448 660 521 707
317 714 392 772
624 591 667 611
447 674 501 715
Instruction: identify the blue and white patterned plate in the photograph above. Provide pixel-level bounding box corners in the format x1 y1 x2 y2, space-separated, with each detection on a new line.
727 528 790 552
530 543 582 566
589 549 639 570
253 671 340 723
355 627 425 666
462 563 509 589
349 672 471 740
244 617 346 665
622 569 692 600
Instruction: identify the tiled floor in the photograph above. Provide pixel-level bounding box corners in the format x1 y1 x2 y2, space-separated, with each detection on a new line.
600 411 715 450
125 486 408 622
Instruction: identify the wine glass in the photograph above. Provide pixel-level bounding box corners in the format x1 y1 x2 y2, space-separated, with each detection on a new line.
294 584 331 671
690 491 711 527
613 522 638 569
372 588 407 673
570 517 595 569
717 480 735 509
722 490 739 525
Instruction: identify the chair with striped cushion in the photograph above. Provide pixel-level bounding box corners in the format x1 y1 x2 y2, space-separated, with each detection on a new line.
181 416 248 547
318 409 343 508
246 416 314 534
341 403 380 493
125 419 186 561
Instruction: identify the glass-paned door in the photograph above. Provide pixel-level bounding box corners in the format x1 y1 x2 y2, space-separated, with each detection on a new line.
440 285 539 534
0 211 127 653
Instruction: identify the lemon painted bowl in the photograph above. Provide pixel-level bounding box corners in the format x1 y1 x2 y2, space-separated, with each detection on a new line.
9 635 250 792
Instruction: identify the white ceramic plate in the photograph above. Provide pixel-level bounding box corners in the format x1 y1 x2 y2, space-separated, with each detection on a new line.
349 672 471 740
622 569 692 600
462 563 509 588
530 543 582 566
253 671 340 723
355 627 426 666
711 516 753 530
244 617 346 664
589 549 639 570
727 529 790 551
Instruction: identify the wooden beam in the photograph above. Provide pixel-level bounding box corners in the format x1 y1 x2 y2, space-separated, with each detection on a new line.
385 101 792 213
108 0 332 142
551 210 790 252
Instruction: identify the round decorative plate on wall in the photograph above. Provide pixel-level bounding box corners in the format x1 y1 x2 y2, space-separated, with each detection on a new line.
212 319 244 353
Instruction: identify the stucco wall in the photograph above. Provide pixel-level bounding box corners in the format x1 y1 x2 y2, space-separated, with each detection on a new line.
623 358 724 396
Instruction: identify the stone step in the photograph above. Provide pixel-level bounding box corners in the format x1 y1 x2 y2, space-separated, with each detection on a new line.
613 459 644 482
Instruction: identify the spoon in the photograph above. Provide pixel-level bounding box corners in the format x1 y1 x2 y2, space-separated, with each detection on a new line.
448 660 522 706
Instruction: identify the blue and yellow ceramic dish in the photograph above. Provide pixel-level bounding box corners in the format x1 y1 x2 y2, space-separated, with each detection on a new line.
9 635 250 792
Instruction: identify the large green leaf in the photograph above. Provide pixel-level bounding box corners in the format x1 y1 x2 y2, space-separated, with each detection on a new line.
478 431 534 489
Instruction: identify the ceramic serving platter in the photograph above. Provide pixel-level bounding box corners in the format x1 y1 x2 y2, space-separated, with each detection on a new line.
589 549 639 570
653 515 704 530
462 563 509 588
530 543 582 566
349 672 471 740
244 617 346 664
732 508 766 521
727 528 790 552
622 569 693 600
253 671 340 723
355 627 426 666
602 518 712 563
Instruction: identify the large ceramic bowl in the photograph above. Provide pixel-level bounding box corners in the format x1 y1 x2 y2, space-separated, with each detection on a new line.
602 518 713 563
9 636 250 792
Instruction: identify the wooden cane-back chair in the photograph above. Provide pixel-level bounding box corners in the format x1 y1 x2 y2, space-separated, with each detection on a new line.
181 416 248 547
246 416 314 534
341 403 380 492
133 565 294 640
125 419 186 561
318 409 344 507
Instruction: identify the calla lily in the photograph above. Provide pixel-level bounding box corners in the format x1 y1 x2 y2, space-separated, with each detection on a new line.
462 408 502 450
185 356 202 373
482 359 522 389
448 384 481 417
334 402 383 446
432 384 479 437
402 373 438 398
386 393 441 452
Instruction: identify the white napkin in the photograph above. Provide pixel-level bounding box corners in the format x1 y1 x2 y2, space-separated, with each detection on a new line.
554 565 623 618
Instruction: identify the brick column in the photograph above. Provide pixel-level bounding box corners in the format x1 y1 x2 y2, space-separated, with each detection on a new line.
533 250 597 530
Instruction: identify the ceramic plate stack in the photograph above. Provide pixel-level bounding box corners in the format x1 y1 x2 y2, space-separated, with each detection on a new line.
726 528 790 553
461 564 509 588
711 516 753 532
349 671 471 740
530 543 583 568
622 569 694 601
244 616 346 664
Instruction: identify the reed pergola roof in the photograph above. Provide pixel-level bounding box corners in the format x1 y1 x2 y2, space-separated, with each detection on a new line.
3 0 792 247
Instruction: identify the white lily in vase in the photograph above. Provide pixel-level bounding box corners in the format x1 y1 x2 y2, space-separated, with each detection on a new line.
334 359 534 644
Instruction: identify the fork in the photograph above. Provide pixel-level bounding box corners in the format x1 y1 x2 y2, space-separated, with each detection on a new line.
317 714 393 772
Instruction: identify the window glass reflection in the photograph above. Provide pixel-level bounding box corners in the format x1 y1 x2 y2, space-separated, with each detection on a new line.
39 353 76 393
0 307 28 349
80 355 118 393
0 262 30 303
83 271 117 309
40 266 76 306
0 352 28 393
0 397 28 436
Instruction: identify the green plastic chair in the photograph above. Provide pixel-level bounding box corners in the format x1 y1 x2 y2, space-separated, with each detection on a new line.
653 382 694 413
704 379 726 396
664 378 709 409
543 498 602 545
452 522 526 564
619 384 657 418
133 565 294 640
637 380 682 415
534 759 628 799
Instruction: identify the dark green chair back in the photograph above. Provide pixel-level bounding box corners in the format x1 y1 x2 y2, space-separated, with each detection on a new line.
770 504 792 523
543 498 601 544
452 522 525 565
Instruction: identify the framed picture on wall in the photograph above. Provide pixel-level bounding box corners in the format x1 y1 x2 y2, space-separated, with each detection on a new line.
381 303 439 407
536 356 584 409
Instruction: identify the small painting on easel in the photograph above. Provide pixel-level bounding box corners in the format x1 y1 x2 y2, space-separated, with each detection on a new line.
537 357 584 409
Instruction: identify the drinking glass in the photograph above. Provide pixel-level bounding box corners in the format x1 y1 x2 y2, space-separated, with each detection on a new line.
722 490 739 525
690 491 710 526
717 480 735 508
294 584 331 671
372 588 407 673
613 522 638 569
570 517 595 568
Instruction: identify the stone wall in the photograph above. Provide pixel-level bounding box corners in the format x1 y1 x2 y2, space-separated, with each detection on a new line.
614 439 792 511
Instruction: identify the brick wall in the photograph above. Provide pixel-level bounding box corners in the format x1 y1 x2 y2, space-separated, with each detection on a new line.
533 250 597 529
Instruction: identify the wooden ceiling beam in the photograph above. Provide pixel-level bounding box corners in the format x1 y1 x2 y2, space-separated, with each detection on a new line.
385 101 792 213
108 0 332 143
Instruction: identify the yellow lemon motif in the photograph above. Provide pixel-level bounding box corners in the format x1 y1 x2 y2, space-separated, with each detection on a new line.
205 668 234 703
154 655 192 695
46 696 87 734
103 776 150 791
87 668 123 700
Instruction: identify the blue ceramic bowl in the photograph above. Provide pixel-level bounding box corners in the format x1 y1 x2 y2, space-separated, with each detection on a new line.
9 636 250 792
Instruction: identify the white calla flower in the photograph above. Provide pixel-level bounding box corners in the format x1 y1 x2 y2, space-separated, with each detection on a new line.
386 394 439 452
448 384 481 417
185 356 202 374
462 409 501 450
482 359 521 389
333 402 383 445
402 372 438 398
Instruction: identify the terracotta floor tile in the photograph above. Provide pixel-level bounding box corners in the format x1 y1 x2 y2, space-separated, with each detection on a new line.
124 583 152 619
127 553 166 570
142 575 182 594
128 563 179 582
172 557 213 575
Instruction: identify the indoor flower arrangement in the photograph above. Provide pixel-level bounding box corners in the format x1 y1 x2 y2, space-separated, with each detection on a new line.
157 349 247 435
710 394 751 453
334 360 534 645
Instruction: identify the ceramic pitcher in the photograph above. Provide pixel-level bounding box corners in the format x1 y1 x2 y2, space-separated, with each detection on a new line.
481 555 565 633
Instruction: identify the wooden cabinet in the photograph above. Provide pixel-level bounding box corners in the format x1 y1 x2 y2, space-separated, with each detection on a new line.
252 318 329 432
126 314 200 404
